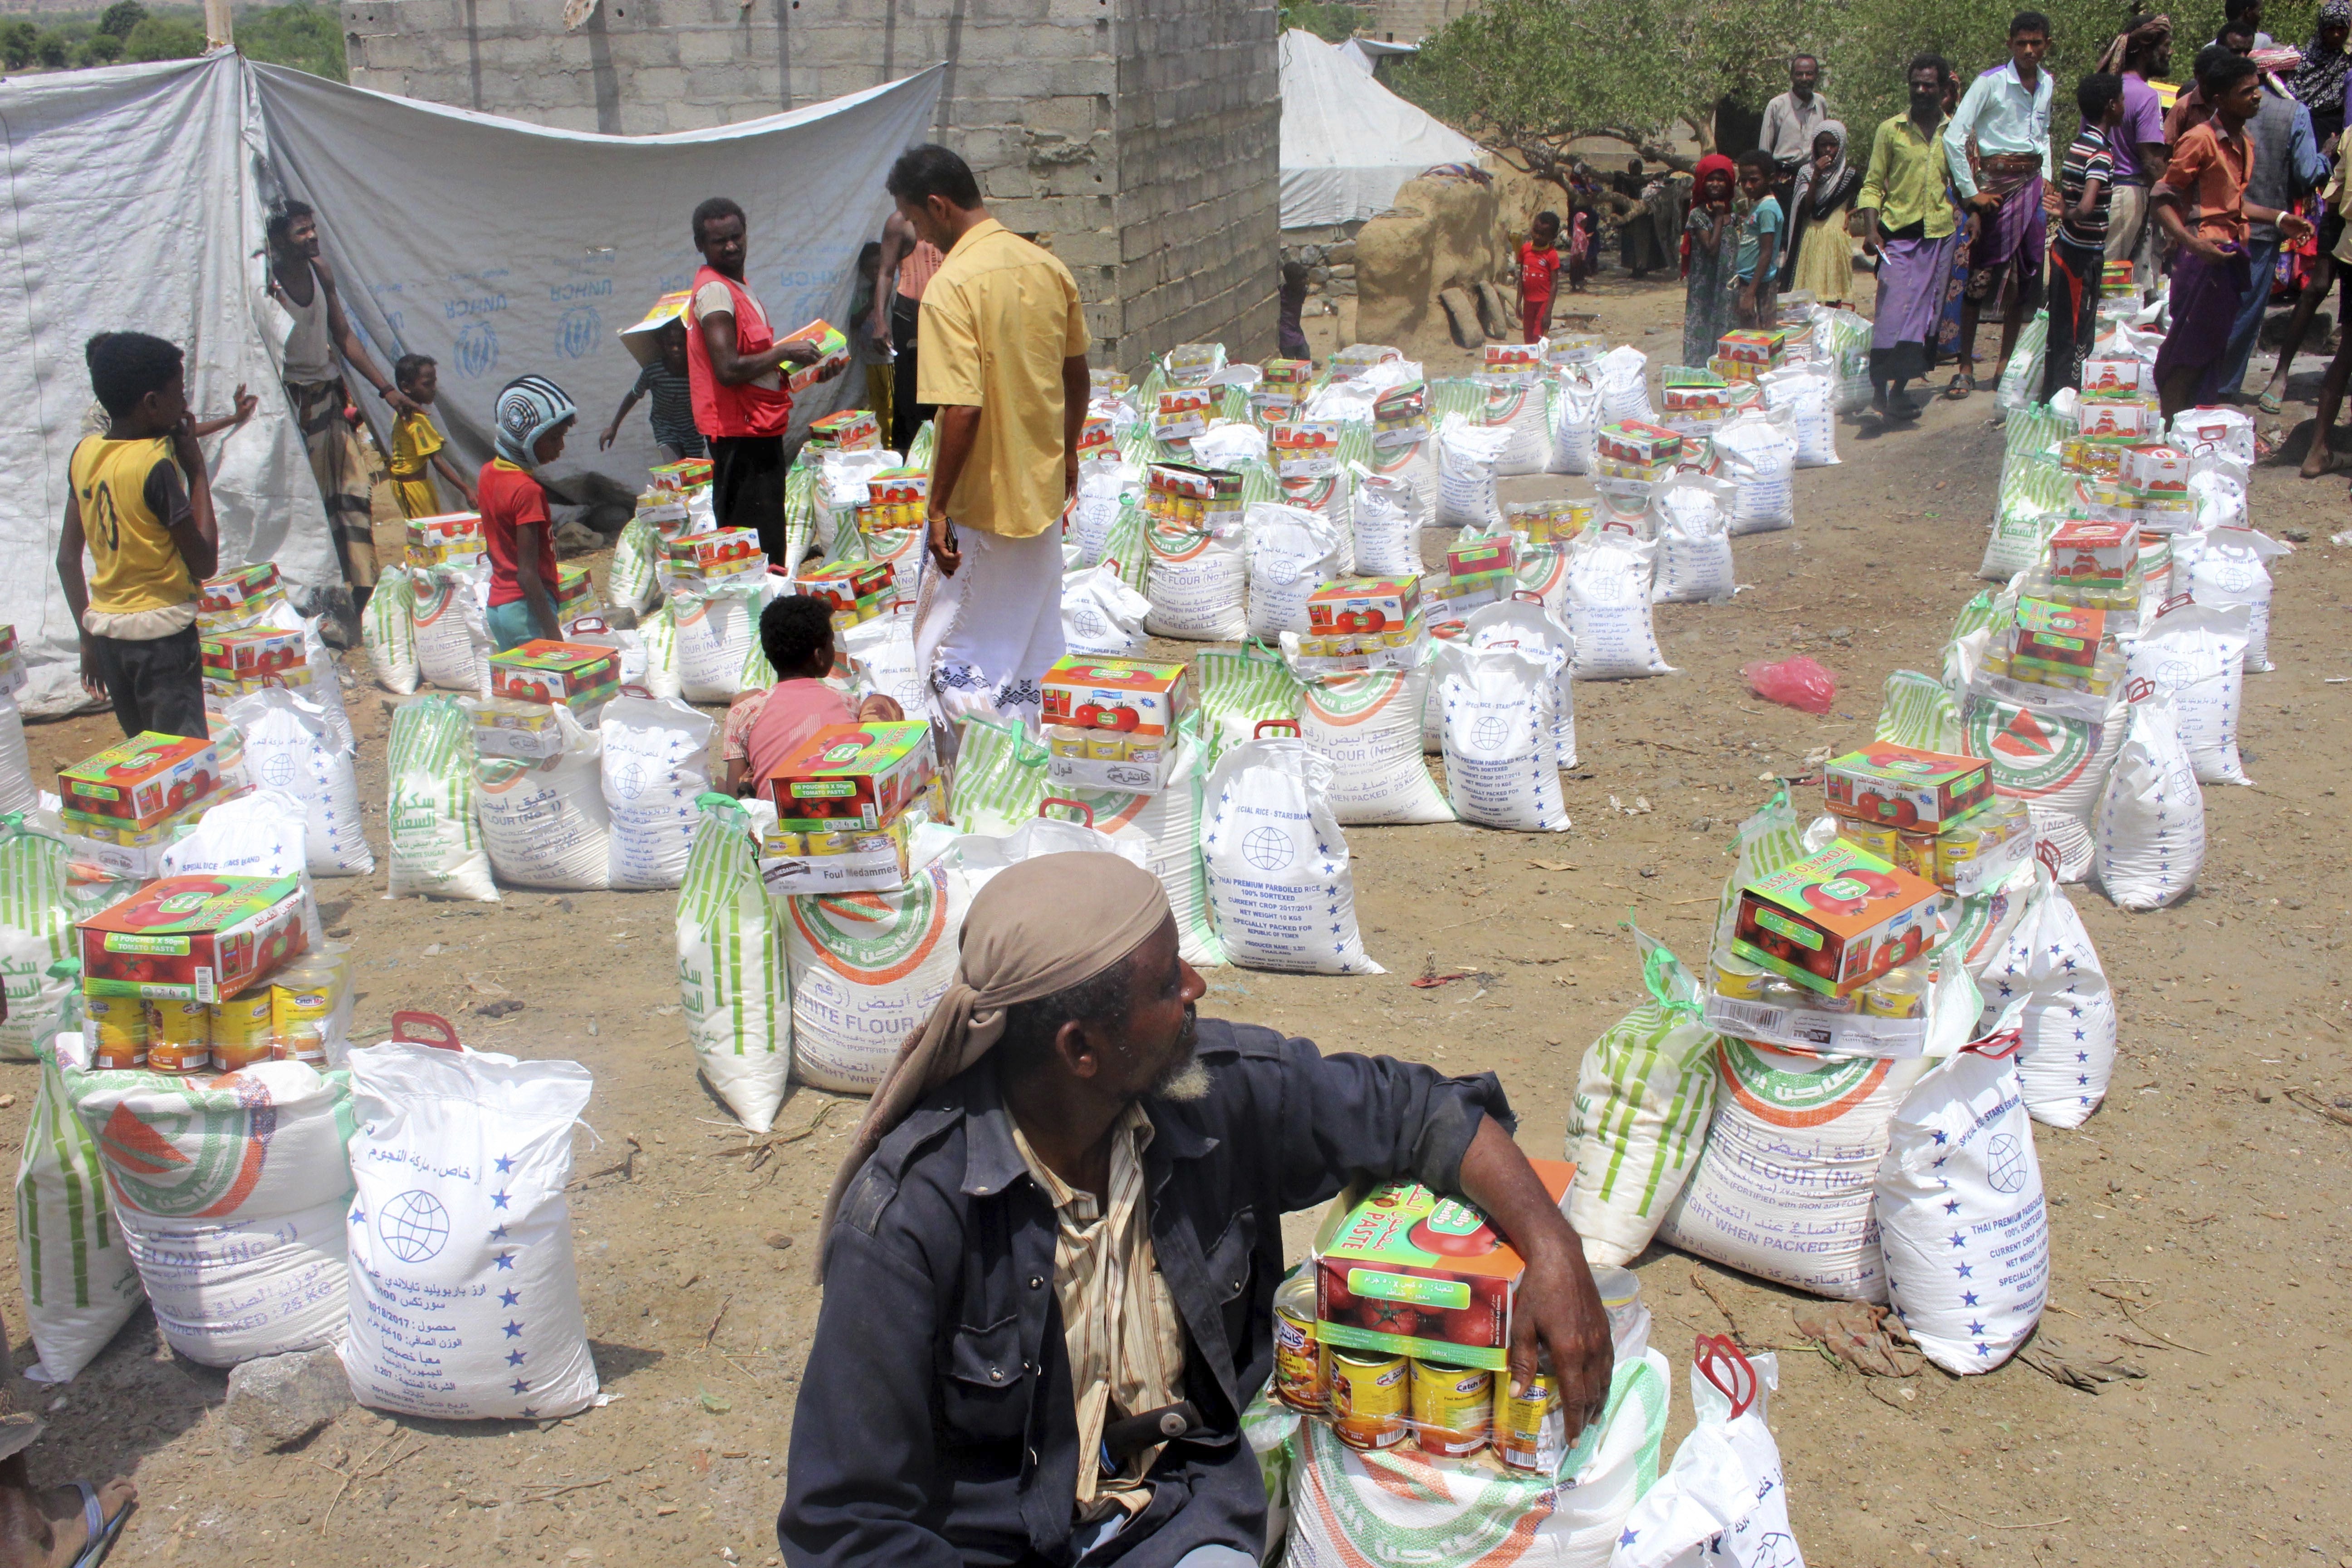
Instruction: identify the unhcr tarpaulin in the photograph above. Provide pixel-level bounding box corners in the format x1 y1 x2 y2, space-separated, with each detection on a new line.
0 51 942 713
1278 29 1480 229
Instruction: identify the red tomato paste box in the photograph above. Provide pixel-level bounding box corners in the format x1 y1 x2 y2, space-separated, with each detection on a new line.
1822 743 1993 830
1040 657 1190 742
761 721 937 831
1269 421 1342 478
200 626 306 686
2119 443 2190 495
487 640 622 710
0 625 23 696
805 408 880 452
554 563 595 622
1309 1160 1576 1372
78 873 309 1001
1716 327 1787 367
2013 598 2105 675
797 559 897 615
59 732 220 828
780 321 850 392
1732 841 1940 998
1306 577 1421 636
2079 357 2151 398
2048 519 2135 586
197 562 281 616
1596 419 1682 470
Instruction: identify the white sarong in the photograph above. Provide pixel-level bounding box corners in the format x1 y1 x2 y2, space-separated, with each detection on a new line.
913 523 1066 753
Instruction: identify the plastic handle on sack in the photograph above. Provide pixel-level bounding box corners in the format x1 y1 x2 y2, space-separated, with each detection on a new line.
568 615 610 634
1510 590 1545 605
1964 1025 2025 1061
1694 1334 1758 1420
1038 797 1095 827
1254 719 1302 739
390 1011 465 1052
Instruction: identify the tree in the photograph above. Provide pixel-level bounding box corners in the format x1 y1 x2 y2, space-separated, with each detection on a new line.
80 31 126 64
35 29 73 68
0 18 39 69
98 1 148 39
122 13 204 61
237 1 348 81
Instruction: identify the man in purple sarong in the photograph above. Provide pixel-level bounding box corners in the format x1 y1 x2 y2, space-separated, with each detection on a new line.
2151 50 2313 418
1857 55 1957 420
1943 12 2059 399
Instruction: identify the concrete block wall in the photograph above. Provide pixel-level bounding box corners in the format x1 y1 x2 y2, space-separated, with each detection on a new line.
342 0 1277 370
1364 0 1477 44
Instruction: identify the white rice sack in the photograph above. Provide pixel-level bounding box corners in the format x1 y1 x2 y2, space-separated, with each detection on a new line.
1651 475 1738 604
1658 1042 1927 1301
341 1041 600 1420
2124 601 2252 784
1433 640 1569 831
1568 532 1673 680
1436 412 1512 529
2185 470 2248 531
1200 737 1382 975
2169 404 2256 471
1244 501 1347 641
1065 729 1224 968
0 694 30 817
1760 363 1838 467
1349 470 1426 578
362 566 421 696
1711 411 1798 534
1592 478 1657 540
1596 345 1653 422
387 694 497 902
15 1035 144 1384
1362 429 1438 522
1512 543 1571 621
1144 514 1249 642
2183 526 2287 671
157 787 310 883
676 798 787 1131
1480 377 1550 476
840 604 927 717
1979 869 2116 1128
2093 694 2205 910
1465 598 1576 768
782 861 970 1092
411 565 494 696
1877 1039 2049 1375
1297 666 1454 826
1065 463 1133 567
1613 1348 1802 1568
599 694 715 891
257 601 356 756
227 688 374 877
1059 565 1152 657
673 585 763 705
1563 934 1717 1267
474 709 612 892
1545 373 1602 475
1192 420 1268 471
1277 470 1353 550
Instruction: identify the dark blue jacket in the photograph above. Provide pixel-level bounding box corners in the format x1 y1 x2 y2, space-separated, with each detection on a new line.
779 1018 1510 1567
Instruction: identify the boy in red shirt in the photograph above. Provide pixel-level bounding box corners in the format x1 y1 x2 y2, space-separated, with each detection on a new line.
1517 211 1564 343
479 374 576 652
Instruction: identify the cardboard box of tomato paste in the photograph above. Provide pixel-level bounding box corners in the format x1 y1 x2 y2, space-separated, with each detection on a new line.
1306 577 1421 637
487 641 621 711
1821 744 1993 831
78 874 309 1001
761 721 937 831
780 321 850 392
1040 657 1190 743
59 733 220 828
1310 1160 1576 1372
1731 841 1940 998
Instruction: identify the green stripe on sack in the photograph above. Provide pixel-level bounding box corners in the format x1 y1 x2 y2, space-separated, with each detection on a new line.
1192 646 1303 770
948 718 1049 834
1876 669 1960 754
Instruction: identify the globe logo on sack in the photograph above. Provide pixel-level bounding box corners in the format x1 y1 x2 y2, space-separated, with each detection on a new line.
555 306 602 362
1241 825 1293 872
455 323 500 380
379 1190 451 1262
1986 1132 2027 1194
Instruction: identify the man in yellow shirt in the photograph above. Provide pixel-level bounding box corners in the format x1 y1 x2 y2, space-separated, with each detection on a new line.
55 332 219 740
890 143 1091 740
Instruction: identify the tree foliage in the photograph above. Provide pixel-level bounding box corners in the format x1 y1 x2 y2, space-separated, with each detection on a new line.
122 12 204 60
0 18 39 68
99 1 148 39
238 1 346 79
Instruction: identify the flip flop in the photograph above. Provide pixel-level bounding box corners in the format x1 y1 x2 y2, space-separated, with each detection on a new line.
69 1481 132 1568
2257 390 2283 415
1942 373 1975 400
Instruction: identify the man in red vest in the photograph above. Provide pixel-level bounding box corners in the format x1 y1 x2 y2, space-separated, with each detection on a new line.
683 196 839 562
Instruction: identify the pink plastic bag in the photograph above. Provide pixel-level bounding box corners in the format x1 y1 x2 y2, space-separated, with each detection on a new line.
1743 655 1839 714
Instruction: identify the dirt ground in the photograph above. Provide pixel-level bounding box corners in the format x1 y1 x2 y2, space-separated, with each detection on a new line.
5 265 2348 1568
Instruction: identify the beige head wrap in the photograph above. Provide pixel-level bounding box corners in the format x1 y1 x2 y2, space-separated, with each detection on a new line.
817 852 1172 1274
2097 12 2173 74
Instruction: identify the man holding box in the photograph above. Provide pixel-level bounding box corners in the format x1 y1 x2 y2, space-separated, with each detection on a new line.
781 853 1612 1568
887 144 1090 741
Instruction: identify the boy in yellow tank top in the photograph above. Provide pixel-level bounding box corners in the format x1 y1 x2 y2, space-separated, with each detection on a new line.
56 332 217 739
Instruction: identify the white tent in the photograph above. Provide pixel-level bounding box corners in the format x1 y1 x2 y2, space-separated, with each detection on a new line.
1337 38 1416 76
0 52 941 714
1279 28 1481 230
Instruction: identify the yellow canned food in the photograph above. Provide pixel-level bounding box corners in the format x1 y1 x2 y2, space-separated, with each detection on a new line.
1496 1366 1565 1473
1330 1351 1409 1451
1836 819 1902 862
145 1000 211 1075
84 993 148 1072
209 991 278 1073
1084 733 1127 762
1048 726 1090 758
1409 1360 1493 1458
1711 961 1773 1002
1273 1275 1327 1414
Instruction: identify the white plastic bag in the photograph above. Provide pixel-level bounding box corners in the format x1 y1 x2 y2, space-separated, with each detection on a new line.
1980 869 2116 1128
230 688 375 877
1659 1042 1926 1301
1434 641 1569 831
387 694 498 902
2183 526 2287 671
1877 1037 2048 1374
15 1034 144 1383
782 861 970 1092
1349 471 1426 578
1651 475 1738 604
599 695 715 891
2093 694 2205 909
474 708 613 892
1144 514 1250 642
1610 1344 1802 1568
1200 737 1382 975
1436 412 1512 530
2124 602 2251 784
1564 935 1718 1267
410 565 494 696
1711 412 1798 534
2185 470 2247 531
362 567 422 696
1596 345 1654 423
342 1039 600 1419
1545 373 1602 475
69 1058 353 1367
157 787 311 883
677 799 788 1131
1297 666 1454 825
1245 501 1348 641
1569 533 1673 679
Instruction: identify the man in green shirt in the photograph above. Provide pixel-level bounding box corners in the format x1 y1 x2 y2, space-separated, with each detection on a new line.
1856 54 1958 420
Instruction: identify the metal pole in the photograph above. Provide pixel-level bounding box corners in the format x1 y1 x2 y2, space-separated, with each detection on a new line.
204 0 234 50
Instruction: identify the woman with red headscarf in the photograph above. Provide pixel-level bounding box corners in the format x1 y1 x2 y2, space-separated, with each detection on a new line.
1682 153 1740 367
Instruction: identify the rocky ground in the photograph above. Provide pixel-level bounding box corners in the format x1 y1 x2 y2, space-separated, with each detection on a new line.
3 267 2346 1567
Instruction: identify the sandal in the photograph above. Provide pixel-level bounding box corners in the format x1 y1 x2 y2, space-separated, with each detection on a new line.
1942 373 1976 400
2257 389 2283 415
68 1480 133 1568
